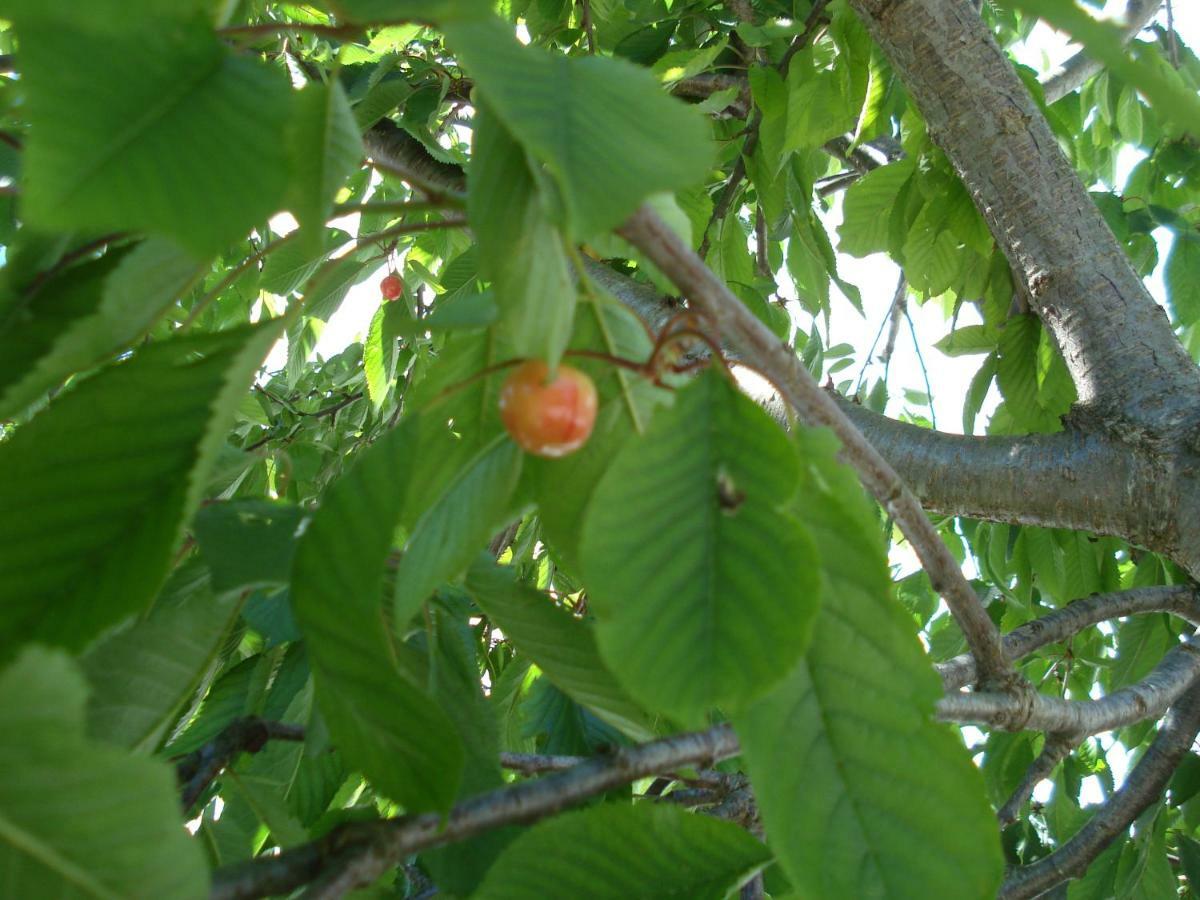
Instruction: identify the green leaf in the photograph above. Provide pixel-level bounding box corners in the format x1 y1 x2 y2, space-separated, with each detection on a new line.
393 435 524 629
964 354 997 435
472 803 769 900
465 560 656 741
194 500 304 593
469 104 576 368
733 428 1003 900
422 600 515 894
783 62 857 155
580 369 820 722
81 563 243 752
1004 0 1200 133
934 323 996 357
445 15 712 239
529 296 667 573
1115 85 1144 145
18 16 292 256
0 322 282 657
749 66 789 175
287 80 364 253
395 291 498 337
838 161 914 258
997 314 1056 432
290 415 465 812
1166 234 1200 326
353 78 413 130
903 210 961 297
0 239 205 418
327 0 488 22
363 299 409 407
0 646 208 898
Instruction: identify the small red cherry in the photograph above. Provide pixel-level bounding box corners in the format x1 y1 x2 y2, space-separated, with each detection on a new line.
380 273 404 300
499 360 598 458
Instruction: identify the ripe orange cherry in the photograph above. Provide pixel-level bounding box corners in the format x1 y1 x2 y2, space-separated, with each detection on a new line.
499 360 598 458
380 273 404 300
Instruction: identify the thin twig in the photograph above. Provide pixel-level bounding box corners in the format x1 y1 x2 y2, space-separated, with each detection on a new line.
175 717 305 811
999 683 1200 899
211 725 739 900
997 731 1080 827
905 306 936 429
579 0 597 53
939 584 1200 691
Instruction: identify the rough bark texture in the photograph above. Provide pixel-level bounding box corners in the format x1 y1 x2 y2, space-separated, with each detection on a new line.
848 0 1200 430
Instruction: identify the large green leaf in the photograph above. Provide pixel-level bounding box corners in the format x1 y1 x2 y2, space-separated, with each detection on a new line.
838 160 914 258
194 500 304 594
469 103 576 368
733 428 1003 900
290 415 465 812
0 647 208 898
465 560 657 741
393 435 524 629
472 803 769 900
0 322 282 657
0 239 204 418
286 79 364 254
82 562 243 752
445 15 712 239
17 15 292 255
1166 234 1200 326
580 369 819 722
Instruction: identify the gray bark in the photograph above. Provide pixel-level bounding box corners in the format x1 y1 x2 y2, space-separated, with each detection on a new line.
848 0 1200 430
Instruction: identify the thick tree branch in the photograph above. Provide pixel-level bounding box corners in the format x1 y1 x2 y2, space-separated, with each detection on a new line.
998 683 1200 899
618 205 1013 687
940 584 1200 691
1042 0 1163 105
210 725 739 900
937 633 1200 733
848 0 1200 429
837 402 1188 560
175 717 305 811
365 119 467 198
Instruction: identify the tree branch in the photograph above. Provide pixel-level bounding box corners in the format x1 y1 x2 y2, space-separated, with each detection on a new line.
848 0 1200 429
937 633 1200 733
997 731 1081 828
175 717 305 811
617 205 1013 687
210 725 739 900
940 584 1200 691
838 401 1181 550
1042 0 1163 104
998 683 1200 899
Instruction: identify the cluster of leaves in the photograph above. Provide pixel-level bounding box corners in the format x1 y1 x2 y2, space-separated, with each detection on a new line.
0 0 1198 897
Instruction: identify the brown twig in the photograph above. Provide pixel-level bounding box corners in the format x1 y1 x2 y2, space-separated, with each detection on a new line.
175 717 305 811
999 683 1200 899
211 725 739 900
997 731 1080 827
